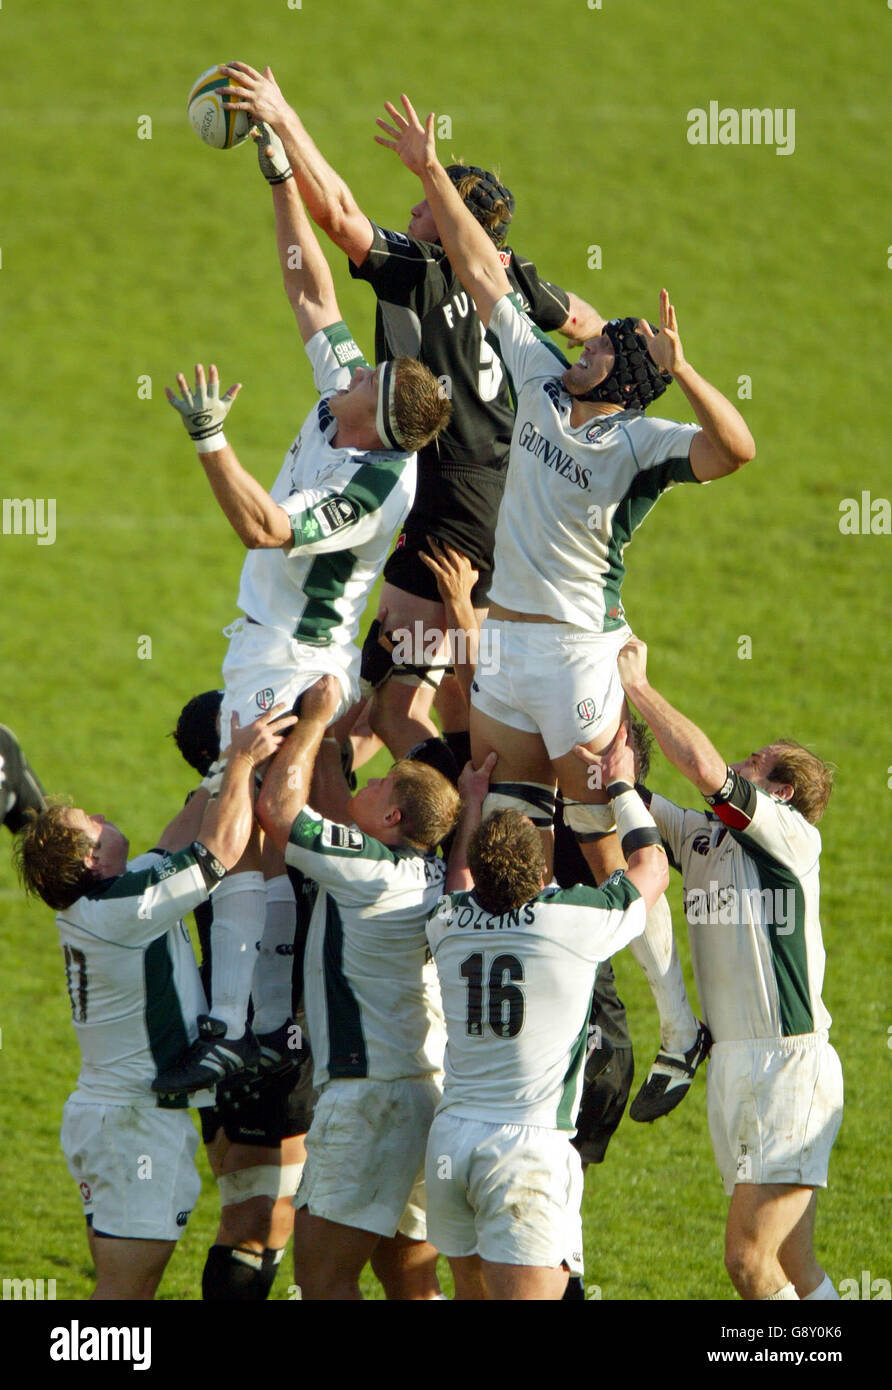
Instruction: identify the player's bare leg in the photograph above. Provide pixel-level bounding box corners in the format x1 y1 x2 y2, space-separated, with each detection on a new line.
434 672 472 734
558 714 702 1109
204 1132 306 1298
448 1254 489 1301
292 1209 380 1300
481 1260 569 1301
367 586 447 756
370 1233 442 1300
777 1191 836 1298
88 1228 176 1301
725 1183 821 1299
469 705 556 869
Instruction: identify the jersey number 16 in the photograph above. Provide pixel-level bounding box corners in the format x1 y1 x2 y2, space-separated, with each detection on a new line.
460 952 525 1038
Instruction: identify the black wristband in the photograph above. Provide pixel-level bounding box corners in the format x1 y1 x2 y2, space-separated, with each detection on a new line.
191 840 227 889
606 780 634 799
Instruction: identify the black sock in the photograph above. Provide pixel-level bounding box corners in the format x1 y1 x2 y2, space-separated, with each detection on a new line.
202 1244 270 1301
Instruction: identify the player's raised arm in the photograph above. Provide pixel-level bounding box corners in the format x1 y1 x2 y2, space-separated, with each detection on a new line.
221 63 374 267
446 751 498 893
575 724 669 911
376 94 512 326
615 637 728 796
255 676 343 852
641 291 755 480
166 364 292 548
196 707 297 867
252 137 344 345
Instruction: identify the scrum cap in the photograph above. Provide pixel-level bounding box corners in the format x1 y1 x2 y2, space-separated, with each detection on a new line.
582 318 673 411
445 164 514 245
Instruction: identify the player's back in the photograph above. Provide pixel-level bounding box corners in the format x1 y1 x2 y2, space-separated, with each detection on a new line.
426 878 646 1130
57 850 213 1108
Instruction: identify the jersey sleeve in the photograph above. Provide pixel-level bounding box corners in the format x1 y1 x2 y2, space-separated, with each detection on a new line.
84 849 217 947
349 223 448 315
283 454 413 556
487 292 570 392
627 415 702 484
507 251 570 333
548 874 647 958
304 321 370 397
705 769 821 876
640 789 688 872
285 807 407 906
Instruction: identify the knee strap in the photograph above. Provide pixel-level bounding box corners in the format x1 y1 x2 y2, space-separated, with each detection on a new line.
483 782 557 829
360 618 452 692
563 800 617 843
218 1163 302 1206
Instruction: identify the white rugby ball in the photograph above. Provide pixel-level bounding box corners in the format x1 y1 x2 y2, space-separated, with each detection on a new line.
187 65 253 149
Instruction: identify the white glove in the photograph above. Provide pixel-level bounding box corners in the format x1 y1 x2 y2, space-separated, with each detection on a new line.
254 121 293 185
166 364 240 453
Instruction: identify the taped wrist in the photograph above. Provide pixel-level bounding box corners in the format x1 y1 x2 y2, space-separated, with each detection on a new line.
200 757 228 799
195 430 227 454
607 782 663 859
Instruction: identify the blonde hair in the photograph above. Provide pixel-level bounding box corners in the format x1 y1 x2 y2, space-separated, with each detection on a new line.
390 759 461 851
393 356 451 453
14 801 97 910
769 740 834 824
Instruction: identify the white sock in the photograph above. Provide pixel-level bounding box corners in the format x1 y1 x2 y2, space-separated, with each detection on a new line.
251 875 297 1035
803 1272 839 1300
763 1281 799 1300
207 871 266 1037
627 893 697 1053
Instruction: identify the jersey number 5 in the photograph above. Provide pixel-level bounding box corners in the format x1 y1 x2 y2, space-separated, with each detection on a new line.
460 952 525 1038
477 323 504 402
63 944 88 1023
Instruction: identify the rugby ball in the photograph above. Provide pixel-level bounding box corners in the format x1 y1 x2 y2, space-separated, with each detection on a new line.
187 66 253 149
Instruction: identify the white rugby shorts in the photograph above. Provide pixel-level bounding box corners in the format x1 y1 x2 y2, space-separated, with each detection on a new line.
294 1076 442 1241
707 1031 844 1196
425 1111 584 1273
61 1099 201 1241
220 619 358 734
470 619 632 759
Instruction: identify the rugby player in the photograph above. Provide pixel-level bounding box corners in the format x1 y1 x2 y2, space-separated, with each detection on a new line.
160 164 449 1089
425 737 669 1299
377 95 756 1121
220 62 603 763
585 636 842 1301
1 724 45 831
14 707 293 1299
255 675 464 1300
173 690 315 1301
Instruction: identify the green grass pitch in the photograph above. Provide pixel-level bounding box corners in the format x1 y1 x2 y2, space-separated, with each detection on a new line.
0 0 889 1304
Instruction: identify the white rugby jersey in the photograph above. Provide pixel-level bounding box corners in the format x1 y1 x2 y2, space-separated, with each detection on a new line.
237 320 417 643
645 770 831 1042
426 876 646 1130
485 295 700 631
285 808 447 1087
56 847 221 1108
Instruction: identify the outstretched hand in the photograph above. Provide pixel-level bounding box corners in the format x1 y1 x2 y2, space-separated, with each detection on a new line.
220 61 291 129
638 289 686 375
165 363 241 445
375 94 436 176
